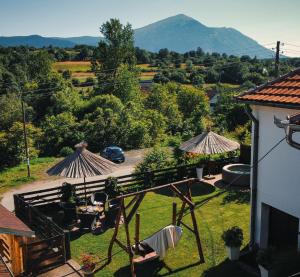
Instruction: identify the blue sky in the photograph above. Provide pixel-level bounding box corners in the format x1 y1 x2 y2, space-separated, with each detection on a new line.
1 0 300 56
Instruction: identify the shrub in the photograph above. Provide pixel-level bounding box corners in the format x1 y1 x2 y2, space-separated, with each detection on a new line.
72 78 80 86
104 177 119 197
221 226 243 247
59 146 74 157
135 147 174 173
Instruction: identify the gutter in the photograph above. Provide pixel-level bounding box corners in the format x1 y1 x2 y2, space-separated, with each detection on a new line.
244 105 259 249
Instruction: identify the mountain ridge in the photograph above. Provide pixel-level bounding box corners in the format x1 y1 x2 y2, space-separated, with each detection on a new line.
0 14 273 58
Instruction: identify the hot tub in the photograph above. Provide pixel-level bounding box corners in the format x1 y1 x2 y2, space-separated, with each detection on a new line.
222 163 250 187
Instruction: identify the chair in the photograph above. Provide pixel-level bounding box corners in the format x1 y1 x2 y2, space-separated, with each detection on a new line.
90 192 108 206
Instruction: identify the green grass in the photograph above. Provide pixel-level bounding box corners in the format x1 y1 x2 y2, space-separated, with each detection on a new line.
71 184 251 276
0 157 61 196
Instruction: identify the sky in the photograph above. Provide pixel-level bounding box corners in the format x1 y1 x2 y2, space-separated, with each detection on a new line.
0 0 300 56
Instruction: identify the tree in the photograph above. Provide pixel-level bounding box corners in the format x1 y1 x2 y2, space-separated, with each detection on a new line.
0 93 22 130
41 112 83 156
0 122 42 168
97 19 136 73
111 64 141 103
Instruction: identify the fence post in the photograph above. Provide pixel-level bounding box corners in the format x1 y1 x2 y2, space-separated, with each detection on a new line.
144 170 154 188
63 231 71 261
13 195 19 217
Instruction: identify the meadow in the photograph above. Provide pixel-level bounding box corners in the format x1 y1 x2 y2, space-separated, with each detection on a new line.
53 61 157 82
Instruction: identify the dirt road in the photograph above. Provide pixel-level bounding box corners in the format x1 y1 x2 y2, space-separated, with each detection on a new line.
1 149 147 211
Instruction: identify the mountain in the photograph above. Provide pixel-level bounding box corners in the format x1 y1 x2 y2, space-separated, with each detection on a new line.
0 35 76 48
0 14 273 58
52 36 102 46
134 14 273 58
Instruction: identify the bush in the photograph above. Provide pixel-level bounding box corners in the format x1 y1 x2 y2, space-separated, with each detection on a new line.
104 177 119 198
59 146 74 157
221 226 243 247
135 147 174 173
72 78 80 86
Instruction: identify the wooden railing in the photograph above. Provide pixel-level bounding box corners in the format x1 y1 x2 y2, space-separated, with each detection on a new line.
0 254 13 277
16 159 236 207
14 195 67 275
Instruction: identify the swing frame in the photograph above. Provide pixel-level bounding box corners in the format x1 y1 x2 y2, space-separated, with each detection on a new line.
104 178 205 277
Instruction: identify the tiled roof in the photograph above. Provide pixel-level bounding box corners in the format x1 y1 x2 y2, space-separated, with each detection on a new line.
237 68 300 108
0 204 34 237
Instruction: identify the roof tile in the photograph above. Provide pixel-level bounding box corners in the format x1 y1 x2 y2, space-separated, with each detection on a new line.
237 68 300 107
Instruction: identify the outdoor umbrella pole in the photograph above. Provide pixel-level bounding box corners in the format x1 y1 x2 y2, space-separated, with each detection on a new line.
84 176 87 206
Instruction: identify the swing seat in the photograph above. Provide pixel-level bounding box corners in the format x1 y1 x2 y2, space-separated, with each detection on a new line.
133 251 159 264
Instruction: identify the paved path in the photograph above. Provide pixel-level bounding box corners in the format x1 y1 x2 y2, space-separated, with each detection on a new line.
1 149 147 211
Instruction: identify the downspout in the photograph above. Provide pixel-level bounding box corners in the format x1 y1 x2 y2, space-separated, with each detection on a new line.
245 105 259 249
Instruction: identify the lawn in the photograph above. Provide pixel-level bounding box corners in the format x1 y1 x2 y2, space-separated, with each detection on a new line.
0 157 60 196
71 183 251 276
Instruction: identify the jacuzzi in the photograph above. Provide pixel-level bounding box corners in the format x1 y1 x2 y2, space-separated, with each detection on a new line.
222 163 250 187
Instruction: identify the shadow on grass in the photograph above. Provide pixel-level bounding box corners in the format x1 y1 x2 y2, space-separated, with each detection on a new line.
113 259 201 277
201 259 251 277
155 182 216 198
221 189 250 205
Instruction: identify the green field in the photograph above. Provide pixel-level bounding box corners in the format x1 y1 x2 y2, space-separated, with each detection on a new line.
0 157 61 196
53 61 157 82
53 61 92 73
71 183 251 276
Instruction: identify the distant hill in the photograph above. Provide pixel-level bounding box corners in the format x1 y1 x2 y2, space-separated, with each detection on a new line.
0 14 274 58
0 35 75 48
53 36 101 46
134 14 273 58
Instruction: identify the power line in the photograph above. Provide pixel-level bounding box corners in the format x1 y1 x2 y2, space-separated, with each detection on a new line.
285 43 300 48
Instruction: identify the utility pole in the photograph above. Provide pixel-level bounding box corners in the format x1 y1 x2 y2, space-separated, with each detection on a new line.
275 41 280 78
21 98 31 177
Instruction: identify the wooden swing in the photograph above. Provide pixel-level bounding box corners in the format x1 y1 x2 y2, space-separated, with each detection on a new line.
105 178 205 277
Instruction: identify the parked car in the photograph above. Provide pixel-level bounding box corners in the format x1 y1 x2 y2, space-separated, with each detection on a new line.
101 146 125 163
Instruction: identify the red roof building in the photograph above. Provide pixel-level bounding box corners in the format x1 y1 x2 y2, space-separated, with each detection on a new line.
237 68 300 109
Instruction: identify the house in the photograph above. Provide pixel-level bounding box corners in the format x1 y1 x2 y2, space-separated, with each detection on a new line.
237 68 300 252
0 204 35 276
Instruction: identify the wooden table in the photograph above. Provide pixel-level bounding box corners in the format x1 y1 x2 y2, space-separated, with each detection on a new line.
77 206 104 229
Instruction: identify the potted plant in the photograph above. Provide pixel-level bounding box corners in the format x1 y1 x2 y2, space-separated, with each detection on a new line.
80 253 98 277
221 226 243 261
256 248 275 277
196 163 204 180
104 177 119 198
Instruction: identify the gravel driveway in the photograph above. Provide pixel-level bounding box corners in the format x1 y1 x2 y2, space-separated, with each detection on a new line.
1 149 148 211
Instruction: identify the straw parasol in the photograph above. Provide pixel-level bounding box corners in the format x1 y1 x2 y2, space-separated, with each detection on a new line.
47 142 118 202
180 131 240 178
180 131 240 154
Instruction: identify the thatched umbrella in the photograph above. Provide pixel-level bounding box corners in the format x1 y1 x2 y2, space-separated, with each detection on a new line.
47 142 118 203
180 131 240 178
180 131 240 154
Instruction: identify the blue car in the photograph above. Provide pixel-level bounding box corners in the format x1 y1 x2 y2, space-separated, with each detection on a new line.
101 146 125 163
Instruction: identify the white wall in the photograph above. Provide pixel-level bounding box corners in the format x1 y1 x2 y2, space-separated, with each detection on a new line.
251 105 300 244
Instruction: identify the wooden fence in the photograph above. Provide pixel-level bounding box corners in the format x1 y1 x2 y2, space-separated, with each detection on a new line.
15 160 233 207
14 195 67 275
